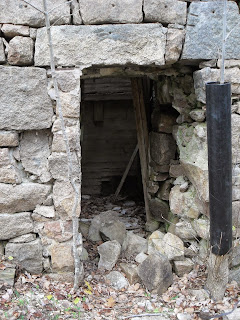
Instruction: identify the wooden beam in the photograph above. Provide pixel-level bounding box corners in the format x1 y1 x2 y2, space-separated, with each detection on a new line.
131 78 151 221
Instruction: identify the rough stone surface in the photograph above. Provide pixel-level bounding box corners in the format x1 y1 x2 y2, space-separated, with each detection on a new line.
71 0 82 25
52 125 80 152
0 212 33 240
174 258 194 277
151 109 177 134
144 0 187 25
0 148 22 184
0 38 6 63
189 109 206 122
145 219 160 232
194 67 240 103
169 164 184 178
175 219 197 240
48 152 80 181
1 24 30 37
33 205 55 219
231 114 240 164
138 254 173 295
157 179 172 201
105 271 129 290
98 240 121 271
35 24 167 67
169 185 201 219
162 233 184 261
0 0 71 27
120 263 140 284
0 66 53 130
192 217 210 240
79 0 143 24
20 130 51 183
5 239 43 274
150 132 176 166
0 131 19 147
165 28 185 65
122 232 148 258
0 183 51 213
51 242 74 272
135 252 148 264
8 36 34 66
53 180 80 220
88 211 119 242
232 201 240 228
9 233 36 243
149 198 169 222
99 220 126 245
42 220 72 242
182 1 240 60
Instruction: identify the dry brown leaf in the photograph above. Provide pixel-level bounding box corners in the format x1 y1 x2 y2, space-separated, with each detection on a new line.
106 296 115 308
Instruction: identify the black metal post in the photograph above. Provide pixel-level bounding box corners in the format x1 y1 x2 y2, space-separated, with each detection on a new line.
206 82 232 255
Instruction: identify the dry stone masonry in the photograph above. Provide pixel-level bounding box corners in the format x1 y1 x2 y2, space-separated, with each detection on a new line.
0 0 240 290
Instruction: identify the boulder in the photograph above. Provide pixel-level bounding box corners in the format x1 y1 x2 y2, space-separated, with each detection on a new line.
144 0 187 25
150 132 176 166
99 220 126 245
0 131 19 147
35 24 167 67
79 0 143 24
98 240 121 271
5 239 43 274
50 242 74 272
0 0 70 27
105 271 129 290
88 210 119 242
0 66 53 130
20 130 51 183
122 232 148 258
8 36 34 66
1 24 30 37
149 198 169 222
162 233 184 261
0 148 22 184
182 1 240 61
0 183 51 213
0 212 33 240
165 28 185 65
0 38 5 63
173 258 194 277
138 254 173 295
120 263 140 284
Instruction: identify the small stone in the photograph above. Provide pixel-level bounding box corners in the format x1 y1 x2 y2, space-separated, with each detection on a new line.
0 38 6 63
149 230 165 241
82 195 91 200
135 252 148 264
162 233 184 261
145 220 160 232
9 233 36 243
189 109 206 122
173 258 194 277
199 60 217 68
105 271 129 290
80 247 89 261
100 220 126 245
79 221 90 239
1 24 30 38
175 220 197 240
8 36 34 66
0 131 19 147
0 268 16 287
192 217 210 240
33 205 55 218
43 220 72 242
169 164 184 178
157 179 172 201
179 182 189 193
122 232 147 258
98 240 121 271
150 132 176 166
177 314 192 320
120 263 140 284
189 289 209 301
147 181 159 195
149 198 169 222
165 28 185 65
51 242 74 272
123 200 136 207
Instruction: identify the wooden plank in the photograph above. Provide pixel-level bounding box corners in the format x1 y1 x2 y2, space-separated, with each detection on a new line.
93 102 104 122
131 78 150 222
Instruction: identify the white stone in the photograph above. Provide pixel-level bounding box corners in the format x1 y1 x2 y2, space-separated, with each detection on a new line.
162 233 184 261
0 131 19 147
105 271 129 290
192 217 210 240
8 36 34 66
135 252 148 264
165 28 185 65
33 205 55 218
0 66 53 130
173 258 194 277
175 219 197 240
0 0 70 27
48 152 80 181
1 24 30 37
35 24 167 67
0 212 33 240
0 148 22 184
122 232 148 258
80 0 143 24
144 0 187 25
217 59 240 69
9 233 36 243
71 0 82 25
0 38 6 63
98 240 121 271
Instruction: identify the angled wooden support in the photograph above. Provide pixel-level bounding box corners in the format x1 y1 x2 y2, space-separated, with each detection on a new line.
131 78 151 221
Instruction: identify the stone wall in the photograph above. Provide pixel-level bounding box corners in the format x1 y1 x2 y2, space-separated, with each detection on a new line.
0 0 240 277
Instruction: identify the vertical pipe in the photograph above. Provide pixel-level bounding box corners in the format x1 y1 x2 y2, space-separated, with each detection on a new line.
206 82 232 255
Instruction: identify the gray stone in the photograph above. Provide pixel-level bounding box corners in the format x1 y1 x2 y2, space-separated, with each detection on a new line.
0 131 19 147
162 232 184 261
71 0 83 25
8 36 34 66
0 268 16 287
173 258 194 277
100 220 126 245
138 254 173 295
175 219 197 240
1 24 30 37
232 201 240 228
147 181 159 195
79 0 143 24
120 263 140 284
0 183 51 213
135 252 148 264
232 114 240 164
192 217 210 240
169 185 201 219
217 59 240 69
33 205 55 218
169 164 184 178
151 109 176 134
157 179 172 201
80 247 89 261
226 308 240 320
35 24 167 67
0 38 6 63
0 66 53 130
184 241 199 258
50 242 74 272
122 232 148 258
150 132 176 166
229 267 240 285
88 210 119 242
48 152 80 181
144 0 187 25
79 221 90 239
199 60 217 69
165 28 185 65
230 244 240 268
149 198 169 222
194 67 240 103
52 125 80 152
98 240 121 271
0 212 33 240
189 109 206 122
189 289 209 302
9 233 36 243
145 220 160 232
182 1 240 61
0 148 22 184
0 0 70 27
105 271 129 290
5 239 43 274
53 180 81 220
20 130 51 183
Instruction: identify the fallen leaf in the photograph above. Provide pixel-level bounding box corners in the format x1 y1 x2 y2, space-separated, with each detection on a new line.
46 294 53 300
73 297 80 305
106 296 115 308
8 256 14 261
